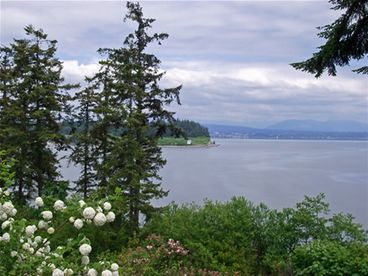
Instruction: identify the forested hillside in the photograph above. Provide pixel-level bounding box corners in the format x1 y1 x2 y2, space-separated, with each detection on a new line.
163 119 209 138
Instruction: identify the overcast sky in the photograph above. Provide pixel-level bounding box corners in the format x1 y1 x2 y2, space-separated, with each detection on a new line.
1 0 367 127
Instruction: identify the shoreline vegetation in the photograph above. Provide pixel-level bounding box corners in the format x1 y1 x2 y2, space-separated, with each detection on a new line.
158 136 216 147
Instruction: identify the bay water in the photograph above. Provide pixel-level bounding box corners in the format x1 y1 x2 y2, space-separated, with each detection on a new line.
61 139 368 228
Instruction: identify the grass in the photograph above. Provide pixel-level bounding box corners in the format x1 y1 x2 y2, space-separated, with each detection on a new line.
158 136 211 146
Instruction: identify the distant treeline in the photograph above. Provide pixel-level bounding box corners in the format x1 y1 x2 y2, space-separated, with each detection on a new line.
163 119 209 137
61 119 210 138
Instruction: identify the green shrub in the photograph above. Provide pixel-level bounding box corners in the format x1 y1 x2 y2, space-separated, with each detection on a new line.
291 240 368 275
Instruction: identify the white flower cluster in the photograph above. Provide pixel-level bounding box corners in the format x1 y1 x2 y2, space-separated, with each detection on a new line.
54 200 66 211
0 189 17 242
69 201 115 230
79 244 120 275
43 266 74 276
37 199 67 235
87 262 119 276
1 191 120 275
35 196 44 207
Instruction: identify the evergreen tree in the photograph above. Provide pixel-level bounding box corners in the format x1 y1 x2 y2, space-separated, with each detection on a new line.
89 56 120 193
104 2 182 234
69 86 98 198
0 25 74 200
291 0 368 77
0 46 15 156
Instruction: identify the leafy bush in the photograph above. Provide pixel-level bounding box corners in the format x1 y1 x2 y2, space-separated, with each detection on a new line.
120 234 190 275
291 240 368 275
143 195 368 275
143 198 257 274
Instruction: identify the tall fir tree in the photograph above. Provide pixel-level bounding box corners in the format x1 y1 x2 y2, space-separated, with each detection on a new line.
0 46 15 155
0 25 74 200
89 56 121 193
104 2 182 234
69 85 98 199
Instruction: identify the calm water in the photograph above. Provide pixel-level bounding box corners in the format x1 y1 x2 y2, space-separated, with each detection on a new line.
61 139 368 228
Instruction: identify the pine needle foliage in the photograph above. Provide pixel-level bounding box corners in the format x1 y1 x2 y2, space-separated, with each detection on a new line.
291 0 368 77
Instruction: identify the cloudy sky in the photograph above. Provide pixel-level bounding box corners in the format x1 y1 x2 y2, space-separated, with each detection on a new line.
1 0 367 127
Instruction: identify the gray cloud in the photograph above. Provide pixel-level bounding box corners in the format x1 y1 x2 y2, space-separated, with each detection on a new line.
1 1 366 127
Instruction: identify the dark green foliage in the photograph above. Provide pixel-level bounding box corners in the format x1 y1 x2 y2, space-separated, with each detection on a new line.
291 240 368 275
163 119 210 138
0 25 75 200
291 0 368 77
143 199 259 274
69 87 99 199
0 150 15 188
88 58 120 191
143 194 368 275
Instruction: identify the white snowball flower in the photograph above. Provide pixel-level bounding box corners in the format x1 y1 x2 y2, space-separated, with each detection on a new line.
52 268 64 276
79 200 86 208
48 263 56 270
10 251 17 257
1 220 11 230
74 219 83 230
25 225 37 237
4 190 10 196
47 227 55 234
106 211 116 223
35 236 42 243
44 245 51 253
69 217 75 223
28 247 35 254
2 232 10 242
41 211 53 221
10 208 17 217
93 212 106 226
103 202 112 211
101 270 113 276
35 197 44 207
64 268 74 275
38 220 47 229
2 202 14 215
87 268 98 276
79 244 92 256
96 206 103 213
0 213 7 221
22 242 31 251
111 263 119 271
53 200 65 211
81 255 90 265
83 207 96 219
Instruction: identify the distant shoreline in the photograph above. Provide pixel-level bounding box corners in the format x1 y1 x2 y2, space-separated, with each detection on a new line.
160 143 219 148
211 137 368 142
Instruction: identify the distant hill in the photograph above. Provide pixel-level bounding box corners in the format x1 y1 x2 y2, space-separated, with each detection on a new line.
266 120 368 132
205 122 368 141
